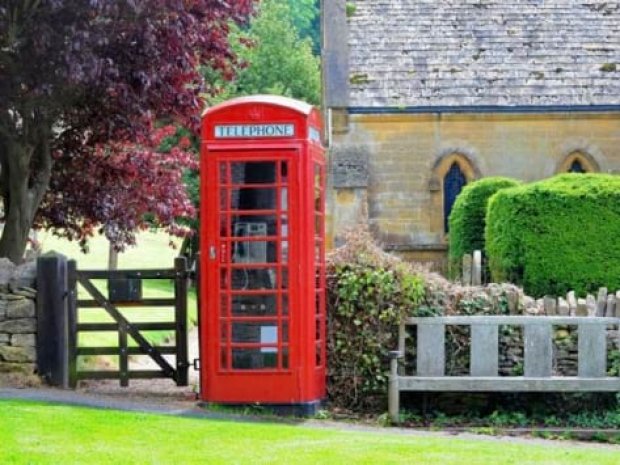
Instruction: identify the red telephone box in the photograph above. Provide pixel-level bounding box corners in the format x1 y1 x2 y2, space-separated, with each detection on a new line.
199 95 326 413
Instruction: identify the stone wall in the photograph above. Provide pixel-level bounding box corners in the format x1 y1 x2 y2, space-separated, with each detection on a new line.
0 259 39 386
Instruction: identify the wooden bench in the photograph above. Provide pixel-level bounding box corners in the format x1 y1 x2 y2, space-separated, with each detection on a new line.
388 316 620 423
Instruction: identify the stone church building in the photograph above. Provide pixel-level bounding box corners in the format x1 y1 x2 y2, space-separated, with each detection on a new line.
322 1 620 268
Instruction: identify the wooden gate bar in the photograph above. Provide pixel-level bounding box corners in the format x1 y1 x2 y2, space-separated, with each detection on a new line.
578 323 607 378
77 322 177 332
471 324 499 376
78 269 177 279
77 346 177 356
119 322 129 387
77 276 176 377
417 323 445 376
77 298 176 308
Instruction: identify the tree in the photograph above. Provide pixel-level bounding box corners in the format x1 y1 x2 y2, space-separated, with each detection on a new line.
286 0 320 54
214 0 321 105
0 0 255 263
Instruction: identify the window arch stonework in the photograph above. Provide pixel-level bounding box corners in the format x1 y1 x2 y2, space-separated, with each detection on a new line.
557 151 600 174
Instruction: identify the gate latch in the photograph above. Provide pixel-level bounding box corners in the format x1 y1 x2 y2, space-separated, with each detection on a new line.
193 358 201 371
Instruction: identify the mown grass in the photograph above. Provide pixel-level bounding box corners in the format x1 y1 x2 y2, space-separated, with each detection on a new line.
1 400 618 465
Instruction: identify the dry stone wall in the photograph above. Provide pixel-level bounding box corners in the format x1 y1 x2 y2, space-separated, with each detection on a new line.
0 258 39 386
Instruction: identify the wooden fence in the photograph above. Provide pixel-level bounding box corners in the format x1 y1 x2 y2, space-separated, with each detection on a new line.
388 314 620 423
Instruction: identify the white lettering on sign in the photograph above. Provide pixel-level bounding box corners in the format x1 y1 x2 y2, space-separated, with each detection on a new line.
215 124 295 139
309 127 322 143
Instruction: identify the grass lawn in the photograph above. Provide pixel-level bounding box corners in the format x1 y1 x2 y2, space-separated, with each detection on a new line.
39 231 197 358
1 401 618 465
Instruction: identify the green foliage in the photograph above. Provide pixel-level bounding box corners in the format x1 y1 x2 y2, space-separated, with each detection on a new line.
448 177 521 266
286 0 320 54
327 228 425 411
212 0 321 105
485 174 620 297
346 2 357 17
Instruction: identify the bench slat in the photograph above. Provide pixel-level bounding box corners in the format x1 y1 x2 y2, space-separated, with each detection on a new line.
524 323 553 377
578 323 607 378
471 325 499 376
398 377 620 392
417 323 444 376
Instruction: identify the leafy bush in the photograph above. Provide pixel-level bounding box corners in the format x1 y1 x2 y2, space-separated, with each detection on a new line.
448 177 522 268
485 174 620 297
326 228 425 412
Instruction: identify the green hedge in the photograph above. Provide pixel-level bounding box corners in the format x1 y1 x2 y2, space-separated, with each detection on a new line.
449 177 522 265
485 174 620 297
326 228 425 412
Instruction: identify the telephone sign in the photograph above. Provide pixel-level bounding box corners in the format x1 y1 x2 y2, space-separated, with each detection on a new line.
214 123 295 139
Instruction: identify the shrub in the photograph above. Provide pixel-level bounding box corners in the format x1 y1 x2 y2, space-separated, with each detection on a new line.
326 227 425 412
448 177 522 268
485 174 620 297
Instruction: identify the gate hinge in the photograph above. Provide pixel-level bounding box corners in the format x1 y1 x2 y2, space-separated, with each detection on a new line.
192 358 200 371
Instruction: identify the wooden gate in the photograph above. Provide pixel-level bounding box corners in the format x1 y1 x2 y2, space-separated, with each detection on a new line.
67 257 190 388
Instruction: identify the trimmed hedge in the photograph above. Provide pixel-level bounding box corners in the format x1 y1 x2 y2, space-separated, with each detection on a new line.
449 177 522 265
485 174 620 297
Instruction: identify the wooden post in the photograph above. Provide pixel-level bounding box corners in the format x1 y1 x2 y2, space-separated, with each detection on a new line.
36 253 70 388
174 256 189 386
388 351 402 424
67 260 78 389
616 291 620 318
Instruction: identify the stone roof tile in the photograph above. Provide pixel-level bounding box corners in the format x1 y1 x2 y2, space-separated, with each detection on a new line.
347 0 620 106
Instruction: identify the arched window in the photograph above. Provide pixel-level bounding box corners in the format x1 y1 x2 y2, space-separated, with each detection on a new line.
568 159 586 173
443 163 467 233
430 152 479 238
557 151 600 174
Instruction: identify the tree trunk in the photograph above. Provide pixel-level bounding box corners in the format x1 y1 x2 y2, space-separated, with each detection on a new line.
0 130 52 263
108 241 119 270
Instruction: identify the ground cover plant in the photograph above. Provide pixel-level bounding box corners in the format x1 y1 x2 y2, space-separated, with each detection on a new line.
485 174 620 296
1 400 619 465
